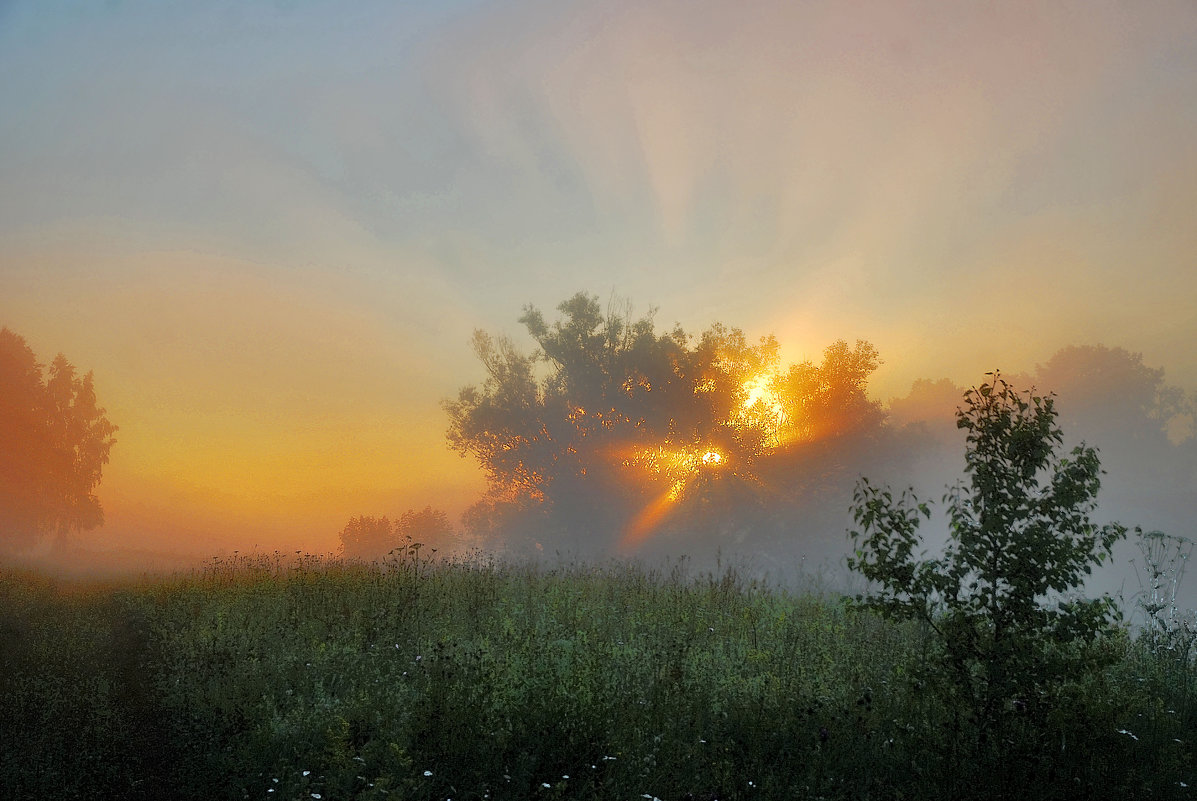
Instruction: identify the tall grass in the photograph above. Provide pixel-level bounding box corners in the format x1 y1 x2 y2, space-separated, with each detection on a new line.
1 549 1193 800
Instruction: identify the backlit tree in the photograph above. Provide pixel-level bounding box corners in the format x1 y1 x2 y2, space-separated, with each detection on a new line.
445 293 888 553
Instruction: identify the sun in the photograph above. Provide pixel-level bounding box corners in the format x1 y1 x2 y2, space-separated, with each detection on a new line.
618 370 784 550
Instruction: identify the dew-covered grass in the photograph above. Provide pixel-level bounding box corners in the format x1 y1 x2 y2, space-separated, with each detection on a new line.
1 549 1193 800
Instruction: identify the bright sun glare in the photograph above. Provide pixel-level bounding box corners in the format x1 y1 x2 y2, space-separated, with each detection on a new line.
618 370 795 549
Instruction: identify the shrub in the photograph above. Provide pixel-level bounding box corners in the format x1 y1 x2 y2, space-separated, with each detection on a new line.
847 372 1127 791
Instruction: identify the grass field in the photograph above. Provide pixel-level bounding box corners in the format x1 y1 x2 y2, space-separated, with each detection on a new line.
1 547 1193 800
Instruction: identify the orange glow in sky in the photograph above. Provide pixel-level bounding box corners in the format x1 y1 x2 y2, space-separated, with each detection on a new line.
2 1 1195 565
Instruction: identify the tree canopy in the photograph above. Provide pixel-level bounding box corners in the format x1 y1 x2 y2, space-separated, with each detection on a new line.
445 293 887 553
0 328 118 551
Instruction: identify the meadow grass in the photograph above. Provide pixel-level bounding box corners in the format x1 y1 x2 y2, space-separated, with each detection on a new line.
1 549 1193 800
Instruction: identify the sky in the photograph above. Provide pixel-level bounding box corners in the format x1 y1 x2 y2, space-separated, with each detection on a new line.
2 0 1196 561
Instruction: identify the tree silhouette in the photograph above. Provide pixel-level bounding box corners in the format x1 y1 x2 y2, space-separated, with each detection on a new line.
397 506 455 553
339 507 456 561
1034 344 1197 537
0 328 117 552
445 292 888 554
1035 344 1192 449
339 515 397 560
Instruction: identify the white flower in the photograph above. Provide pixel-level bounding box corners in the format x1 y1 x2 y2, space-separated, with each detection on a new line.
303 770 311 777
542 782 552 788
311 795 322 800
424 770 433 777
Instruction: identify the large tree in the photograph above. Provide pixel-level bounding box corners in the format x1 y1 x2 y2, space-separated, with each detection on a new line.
0 328 118 551
445 293 888 553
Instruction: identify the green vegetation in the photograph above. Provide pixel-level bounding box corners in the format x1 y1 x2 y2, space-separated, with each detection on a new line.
848 373 1130 787
1 545 1193 801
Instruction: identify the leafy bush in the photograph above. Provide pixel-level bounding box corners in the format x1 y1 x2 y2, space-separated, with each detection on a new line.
848 373 1129 791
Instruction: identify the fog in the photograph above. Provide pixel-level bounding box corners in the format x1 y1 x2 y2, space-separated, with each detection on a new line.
10 320 1193 632
2 1 1196 620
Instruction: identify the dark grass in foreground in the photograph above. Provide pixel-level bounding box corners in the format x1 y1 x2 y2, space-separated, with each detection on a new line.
1 551 1193 800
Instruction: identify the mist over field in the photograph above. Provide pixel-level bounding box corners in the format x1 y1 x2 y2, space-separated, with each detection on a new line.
1 1 1195 618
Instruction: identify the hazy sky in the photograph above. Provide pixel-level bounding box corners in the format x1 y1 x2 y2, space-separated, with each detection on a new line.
2 0 1195 556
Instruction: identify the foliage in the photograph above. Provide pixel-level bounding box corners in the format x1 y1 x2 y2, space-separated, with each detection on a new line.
847 372 1128 783
770 338 884 446
445 292 887 552
3 555 1194 801
0 328 117 551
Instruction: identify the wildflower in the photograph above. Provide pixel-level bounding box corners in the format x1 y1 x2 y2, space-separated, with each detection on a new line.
562 775 569 779
312 795 322 800
424 770 433 777
542 783 552 788
303 771 311 777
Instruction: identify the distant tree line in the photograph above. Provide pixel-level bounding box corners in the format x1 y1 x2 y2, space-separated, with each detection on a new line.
338 506 456 561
